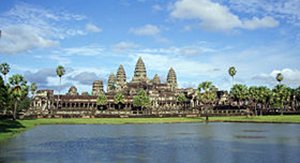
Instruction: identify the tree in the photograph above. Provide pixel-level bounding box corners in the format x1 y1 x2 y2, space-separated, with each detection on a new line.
0 62 10 83
257 86 272 116
30 82 37 98
114 92 125 110
177 93 188 111
197 81 218 121
133 89 151 113
0 76 9 113
228 66 237 86
249 86 260 116
8 74 28 120
271 84 290 116
97 92 107 110
276 73 283 84
230 84 248 109
294 86 300 110
56 65 65 109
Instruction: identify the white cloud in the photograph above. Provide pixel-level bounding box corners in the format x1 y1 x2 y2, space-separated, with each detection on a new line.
170 0 279 31
253 68 300 87
228 0 300 26
0 3 87 54
112 41 139 52
0 25 58 54
129 24 160 36
85 23 102 33
61 45 103 56
243 16 279 30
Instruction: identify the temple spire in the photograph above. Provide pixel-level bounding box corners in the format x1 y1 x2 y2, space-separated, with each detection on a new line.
116 64 126 90
107 73 116 92
152 74 161 84
167 67 177 89
132 57 147 83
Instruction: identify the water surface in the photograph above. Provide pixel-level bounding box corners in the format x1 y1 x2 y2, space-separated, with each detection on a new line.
0 122 299 163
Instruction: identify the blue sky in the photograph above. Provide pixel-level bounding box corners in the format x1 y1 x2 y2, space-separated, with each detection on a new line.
0 0 300 94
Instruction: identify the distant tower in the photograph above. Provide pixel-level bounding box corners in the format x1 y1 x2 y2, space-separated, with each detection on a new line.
92 80 104 96
67 86 79 96
107 73 116 92
167 67 177 89
116 64 126 90
132 57 147 83
152 74 161 85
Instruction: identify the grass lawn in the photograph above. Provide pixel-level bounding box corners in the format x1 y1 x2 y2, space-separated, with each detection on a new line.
1 116 300 142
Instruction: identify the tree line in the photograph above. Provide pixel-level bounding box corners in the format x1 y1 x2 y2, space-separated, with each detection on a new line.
1 63 300 120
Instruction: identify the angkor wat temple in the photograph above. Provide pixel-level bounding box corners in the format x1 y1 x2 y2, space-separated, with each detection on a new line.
26 57 244 118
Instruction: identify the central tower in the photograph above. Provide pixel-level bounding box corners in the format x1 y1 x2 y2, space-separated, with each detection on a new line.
132 57 147 83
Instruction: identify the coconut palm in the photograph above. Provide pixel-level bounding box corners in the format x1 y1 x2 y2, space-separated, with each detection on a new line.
249 86 260 116
197 81 218 121
30 83 37 98
0 62 10 83
177 93 188 111
230 84 248 109
271 84 290 116
8 74 28 120
276 73 283 84
114 92 125 110
228 66 237 86
133 89 151 114
97 92 107 110
56 65 65 109
0 76 8 113
294 86 300 110
257 86 272 116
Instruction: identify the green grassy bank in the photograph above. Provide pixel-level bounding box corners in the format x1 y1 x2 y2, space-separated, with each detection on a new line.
1 116 300 142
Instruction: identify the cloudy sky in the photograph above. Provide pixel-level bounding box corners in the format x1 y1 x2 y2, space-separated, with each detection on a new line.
0 0 300 94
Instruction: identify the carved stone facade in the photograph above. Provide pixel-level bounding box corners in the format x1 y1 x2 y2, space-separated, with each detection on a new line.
27 57 239 118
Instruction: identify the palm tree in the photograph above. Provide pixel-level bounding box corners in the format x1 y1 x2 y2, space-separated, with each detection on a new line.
230 84 248 109
8 74 28 120
257 86 272 116
133 89 151 114
294 86 300 111
228 66 237 86
276 73 283 84
56 65 65 109
177 93 188 111
0 62 10 83
271 84 290 116
249 86 260 116
114 92 125 110
197 81 218 121
97 92 107 110
30 83 37 98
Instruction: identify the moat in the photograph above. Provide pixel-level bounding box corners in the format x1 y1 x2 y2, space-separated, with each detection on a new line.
0 123 300 163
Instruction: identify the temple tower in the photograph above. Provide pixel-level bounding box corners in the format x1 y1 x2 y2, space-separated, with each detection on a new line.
116 64 126 90
92 80 104 96
167 67 177 89
152 74 161 85
107 73 116 92
132 57 147 83
67 86 79 96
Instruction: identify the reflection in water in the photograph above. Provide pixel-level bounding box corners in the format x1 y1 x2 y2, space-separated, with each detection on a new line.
0 123 299 163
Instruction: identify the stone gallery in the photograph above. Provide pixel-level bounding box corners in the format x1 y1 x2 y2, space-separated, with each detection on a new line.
27 57 240 118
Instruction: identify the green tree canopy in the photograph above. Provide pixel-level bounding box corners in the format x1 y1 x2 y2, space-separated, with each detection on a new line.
230 84 248 106
8 74 29 120
177 93 188 103
0 62 10 82
133 89 151 108
197 81 218 105
97 92 107 106
114 92 125 104
276 73 283 84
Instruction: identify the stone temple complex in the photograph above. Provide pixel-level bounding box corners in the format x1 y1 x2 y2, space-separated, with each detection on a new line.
27 57 244 118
